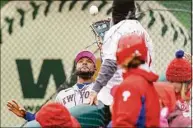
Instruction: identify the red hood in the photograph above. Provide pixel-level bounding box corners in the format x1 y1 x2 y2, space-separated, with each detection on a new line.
123 68 159 83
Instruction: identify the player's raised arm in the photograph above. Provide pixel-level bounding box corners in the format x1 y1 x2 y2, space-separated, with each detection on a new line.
89 0 139 105
7 100 35 121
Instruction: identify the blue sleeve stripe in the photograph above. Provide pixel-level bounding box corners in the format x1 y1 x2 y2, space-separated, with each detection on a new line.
136 96 146 127
24 112 36 121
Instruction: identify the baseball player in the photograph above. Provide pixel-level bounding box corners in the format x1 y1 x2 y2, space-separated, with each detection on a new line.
111 33 160 127
89 0 154 106
7 50 97 121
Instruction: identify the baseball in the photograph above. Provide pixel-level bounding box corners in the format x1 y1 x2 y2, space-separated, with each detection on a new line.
89 5 98 16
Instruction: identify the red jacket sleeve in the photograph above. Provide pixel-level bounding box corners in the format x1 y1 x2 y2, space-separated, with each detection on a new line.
112 84 142 127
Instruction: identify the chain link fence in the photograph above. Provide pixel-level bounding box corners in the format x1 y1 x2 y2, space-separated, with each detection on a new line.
1 0 191 127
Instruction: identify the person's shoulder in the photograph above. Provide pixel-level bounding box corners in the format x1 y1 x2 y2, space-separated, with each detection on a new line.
122 75 148 88
88 82 95 86
104 25 116 40
117 20 144 34
103 20 129 41
105 20 124 35
124 74 145 82
57 87 75 96
103 23 123 45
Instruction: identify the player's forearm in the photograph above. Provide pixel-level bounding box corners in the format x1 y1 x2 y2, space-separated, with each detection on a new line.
92 59 117 93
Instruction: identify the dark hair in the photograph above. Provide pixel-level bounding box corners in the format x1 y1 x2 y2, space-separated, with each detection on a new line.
112 0 136 24
127 56 145 68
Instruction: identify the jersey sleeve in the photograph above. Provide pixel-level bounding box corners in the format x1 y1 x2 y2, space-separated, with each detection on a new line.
102 29 122 61
92 59 117 93
143 29 154 67
24 112 35 121
55 87 73 105
55 93 63 105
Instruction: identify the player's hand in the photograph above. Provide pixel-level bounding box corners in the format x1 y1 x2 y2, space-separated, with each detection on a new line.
89 91 98 105
7 100 26 118
184 52 192 64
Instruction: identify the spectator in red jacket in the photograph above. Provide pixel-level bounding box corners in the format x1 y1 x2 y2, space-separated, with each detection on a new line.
153 82 177 127
166 50 191 112
111 33 160 127
165 50 192 127
154 82 176 113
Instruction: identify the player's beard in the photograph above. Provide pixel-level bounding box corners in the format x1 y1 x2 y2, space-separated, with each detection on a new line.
75 67 95 80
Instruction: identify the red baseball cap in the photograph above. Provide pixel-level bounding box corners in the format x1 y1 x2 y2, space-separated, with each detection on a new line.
116 33 148 66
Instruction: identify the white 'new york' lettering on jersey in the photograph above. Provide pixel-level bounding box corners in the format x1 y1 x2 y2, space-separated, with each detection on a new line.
55 83 94 109
97 20 153 105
